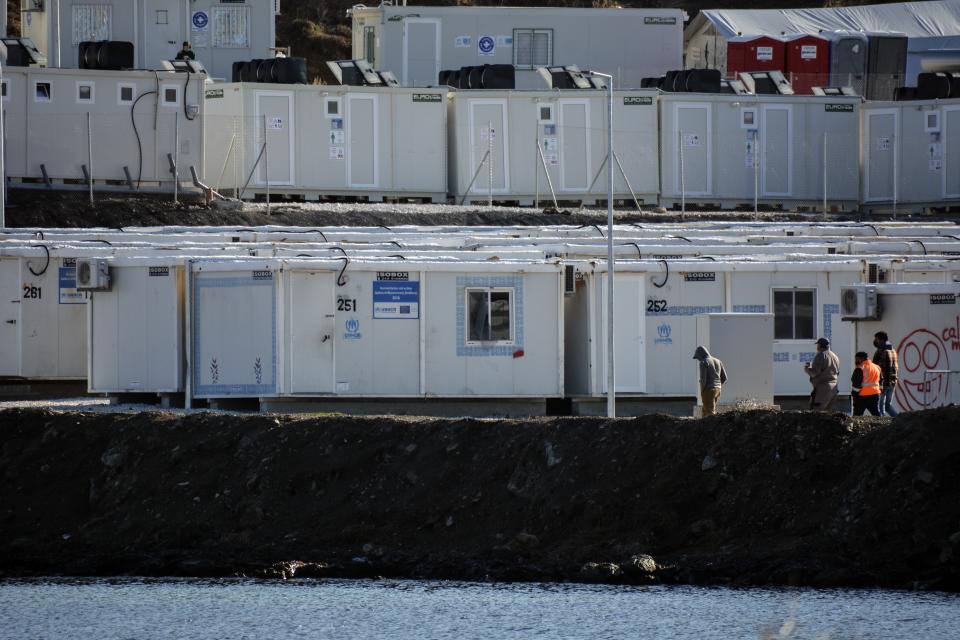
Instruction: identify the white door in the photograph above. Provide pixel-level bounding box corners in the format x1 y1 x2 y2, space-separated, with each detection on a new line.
403 18 440 87
674 103 711 196
256 92 295 186
601 273 647 393
287 272 336 394
143 0 182 70
469 100 509 193
0 260 20 376
347 94 378 188
761 105 792 197
559 100 591 192
865 109 898 202
944 106 960 199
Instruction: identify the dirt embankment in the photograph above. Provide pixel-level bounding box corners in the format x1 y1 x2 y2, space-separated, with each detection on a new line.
4 190 901 229
2 407 959 589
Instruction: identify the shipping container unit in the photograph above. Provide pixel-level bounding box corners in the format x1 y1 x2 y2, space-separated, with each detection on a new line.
204 83 448 202
564 258 865 415
349 4 684 89
189 258 565 415
448 89 660 206
783 34 830 95
845 283 960 413
860 99 960 213
725 35 785 78
3 67 206 191
86 258 186 401
20 0 277 82
824 31 868 96
658 93 861 211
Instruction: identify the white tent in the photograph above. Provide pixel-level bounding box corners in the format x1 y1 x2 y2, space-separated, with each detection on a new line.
686 0 960 83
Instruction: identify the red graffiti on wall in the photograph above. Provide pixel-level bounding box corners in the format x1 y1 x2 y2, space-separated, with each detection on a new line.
895 329 951 411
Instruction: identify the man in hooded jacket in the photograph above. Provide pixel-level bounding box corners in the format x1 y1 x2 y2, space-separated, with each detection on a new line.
693 345 727 417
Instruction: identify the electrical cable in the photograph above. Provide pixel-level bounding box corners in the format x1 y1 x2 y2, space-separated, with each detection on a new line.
131 89 158 188
182 71 196 121
335 256 349 286
652 259 669 288
621 242 641 258
27 244 50 276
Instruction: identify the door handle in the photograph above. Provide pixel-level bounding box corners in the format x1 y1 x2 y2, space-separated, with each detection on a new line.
321 334 331 343
5 319 15 325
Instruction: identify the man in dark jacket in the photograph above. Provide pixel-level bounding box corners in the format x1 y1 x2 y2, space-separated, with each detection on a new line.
872 331 900 417
804 337 840 410
693 345 727 417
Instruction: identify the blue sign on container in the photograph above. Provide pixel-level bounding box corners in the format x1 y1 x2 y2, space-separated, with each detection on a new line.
373 281 419 319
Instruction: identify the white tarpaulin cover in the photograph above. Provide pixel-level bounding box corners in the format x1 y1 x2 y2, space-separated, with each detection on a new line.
697 0 960 42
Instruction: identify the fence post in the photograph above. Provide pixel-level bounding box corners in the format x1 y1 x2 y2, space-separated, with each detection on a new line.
173 111 179 205
679 128 685 220
263 115 270 215
753 129 759 220
823 131 828 213
534 120 539 209
487 120 493 207
87 112 94 205
892 132 898 221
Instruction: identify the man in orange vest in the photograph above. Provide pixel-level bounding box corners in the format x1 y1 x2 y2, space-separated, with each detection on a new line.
851 351 882 416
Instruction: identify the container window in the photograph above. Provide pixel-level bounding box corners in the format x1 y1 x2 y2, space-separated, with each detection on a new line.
1 80 8 101
741 108 757 129
538 103 554 124
118 83 136 105
213 6 251 48
325 97 342 118
162 85 179 106
363 26 376 65
34 82 51 102
513 29 553 69
925 111 940 133
76 82 95 104
773 288 816 340
466 288 514 344
72 4 112 46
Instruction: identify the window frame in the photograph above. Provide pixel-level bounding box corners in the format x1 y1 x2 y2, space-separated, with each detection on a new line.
512 28 553 70
212 5 251 49
76 81 95 104
772 287 817 341
34 81 52 103
537 102 555 125
117 82 136 106
324 96 342 119
71 4 112 47
161 84 180 107
465 287 515 346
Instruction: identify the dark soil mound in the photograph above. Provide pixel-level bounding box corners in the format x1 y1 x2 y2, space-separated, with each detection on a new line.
2 408 958 589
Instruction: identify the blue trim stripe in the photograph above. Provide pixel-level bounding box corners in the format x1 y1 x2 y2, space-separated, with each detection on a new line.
647 305 723 317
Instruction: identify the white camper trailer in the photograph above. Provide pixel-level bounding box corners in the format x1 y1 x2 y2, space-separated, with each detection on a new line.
659 93 861 211
861 99 960 212
349 4 684 88
447 89 660 206
3 67 206 190
204 84 448 202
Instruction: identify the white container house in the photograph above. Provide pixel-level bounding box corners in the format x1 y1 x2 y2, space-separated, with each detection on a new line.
658 93 861 211
447 89 660 206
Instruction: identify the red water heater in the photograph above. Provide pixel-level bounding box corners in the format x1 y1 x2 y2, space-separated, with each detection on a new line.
784 34 830 94
726 35 786 76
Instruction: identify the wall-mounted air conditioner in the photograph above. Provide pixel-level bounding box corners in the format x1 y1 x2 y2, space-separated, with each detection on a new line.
564 264 576 296
841 285 879 319
21 0 45 12
76 258 111 291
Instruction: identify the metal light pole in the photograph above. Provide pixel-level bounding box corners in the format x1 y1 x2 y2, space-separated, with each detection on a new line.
586 70 616 418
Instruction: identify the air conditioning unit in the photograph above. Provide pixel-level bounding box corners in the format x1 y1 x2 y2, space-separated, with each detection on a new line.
564 264 576 295
21 0 45 12
840 285 879 319
76 258 111 290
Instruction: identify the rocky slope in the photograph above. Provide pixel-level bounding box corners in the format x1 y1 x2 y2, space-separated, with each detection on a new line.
2 407 958 589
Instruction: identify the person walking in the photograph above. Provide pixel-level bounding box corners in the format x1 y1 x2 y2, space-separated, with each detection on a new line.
804 337 840 410
693 345 727 417
851 351 882 416
872 331 900 417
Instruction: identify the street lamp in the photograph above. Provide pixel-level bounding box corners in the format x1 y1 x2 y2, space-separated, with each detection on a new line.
582 69 615 418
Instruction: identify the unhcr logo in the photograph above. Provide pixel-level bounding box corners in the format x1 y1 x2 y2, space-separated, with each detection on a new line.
344 318 362 341
655 323 673 345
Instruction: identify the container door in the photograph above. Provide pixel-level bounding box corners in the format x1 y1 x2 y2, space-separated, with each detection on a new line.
192 270 278 397
255 91 295 186
286 272 336 394
559 99 590 192
674 103 711 196
347 94 378 188
761 105 792 197
865 109 897 202
600 273 647 393
0 260 20 376
944 106 960 199
142 0 180 70
469 100 509 193
403 18 440 87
